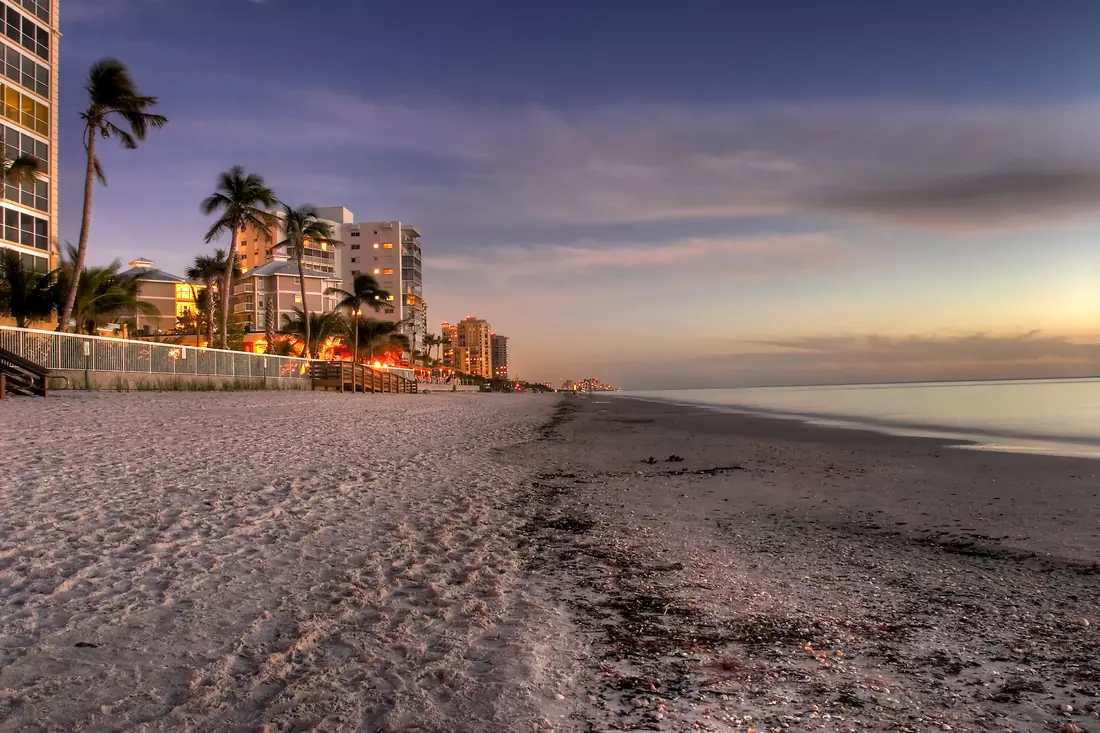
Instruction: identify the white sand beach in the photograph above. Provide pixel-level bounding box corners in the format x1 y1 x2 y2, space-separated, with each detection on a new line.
2 391 1099 733
0 392 573 732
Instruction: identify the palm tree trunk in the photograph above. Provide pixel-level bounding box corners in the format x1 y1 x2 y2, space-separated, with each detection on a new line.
58 129 97 332
264 294 276 353
297 246 310 359
204 281 215 346
218 226 239 349
353 317 359 365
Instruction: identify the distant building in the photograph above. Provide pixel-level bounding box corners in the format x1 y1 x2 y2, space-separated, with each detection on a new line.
0 0 58 273
452 317 493 378
491 334 509 379
440 321 457 367
232 261 341 351
117 258 199 336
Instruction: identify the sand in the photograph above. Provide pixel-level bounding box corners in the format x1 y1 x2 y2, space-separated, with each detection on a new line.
2 391 1099 732
519 396 1100 732
0 392 573 732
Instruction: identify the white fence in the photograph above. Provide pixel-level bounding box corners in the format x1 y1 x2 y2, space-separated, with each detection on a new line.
0 326 318 382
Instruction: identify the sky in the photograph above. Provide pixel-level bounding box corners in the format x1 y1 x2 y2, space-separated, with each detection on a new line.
58 0 1100 387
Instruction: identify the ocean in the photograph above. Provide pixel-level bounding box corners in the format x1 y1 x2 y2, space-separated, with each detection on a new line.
622 377 1100 458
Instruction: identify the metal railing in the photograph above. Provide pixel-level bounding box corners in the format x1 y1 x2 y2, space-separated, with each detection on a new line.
0 326 319 381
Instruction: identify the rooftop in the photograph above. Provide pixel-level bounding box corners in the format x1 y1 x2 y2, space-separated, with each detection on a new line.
119 259 190 283
241 261 337 279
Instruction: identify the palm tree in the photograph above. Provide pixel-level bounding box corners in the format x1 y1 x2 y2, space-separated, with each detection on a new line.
1 137 39 190
280 307 341 360
325 274 391 364
346 317 410 364
58 58 167 333
422 333 444 362
201 167 278 349
275 205 342 359
184 249 231 348
56 247 156 334
0 251 56 327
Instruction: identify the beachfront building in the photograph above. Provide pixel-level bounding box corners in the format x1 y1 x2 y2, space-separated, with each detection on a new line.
451 316 493 379
232 261 341 352
324 214 427 356
491 333 509 379
440 321 457 367
117 258 200 336
237 208 342 278
234 206 428 360
0 0 59 273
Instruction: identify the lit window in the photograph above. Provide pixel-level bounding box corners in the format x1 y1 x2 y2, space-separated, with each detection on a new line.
294 295 302 303
175 284 195 301
383 268 393 275
383 243 394 249
386 295 394 301
373 268 380 274
373 243 379 249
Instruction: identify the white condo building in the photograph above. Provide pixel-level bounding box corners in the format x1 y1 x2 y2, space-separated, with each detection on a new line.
315 209 427 355
0 0 59 273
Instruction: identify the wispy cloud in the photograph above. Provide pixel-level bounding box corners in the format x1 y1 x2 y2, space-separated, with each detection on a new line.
801 169 1100 230
190 91 1100 231
617 331 1100 388
430 232 849 282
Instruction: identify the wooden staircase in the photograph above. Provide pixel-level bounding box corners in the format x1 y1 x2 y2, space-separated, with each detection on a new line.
0 345 49 399
310 361 417 394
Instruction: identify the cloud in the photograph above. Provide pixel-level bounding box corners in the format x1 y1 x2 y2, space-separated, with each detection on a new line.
615 331 1100 388
188 91 1100 231
430 232 849 283
802 169 1100 230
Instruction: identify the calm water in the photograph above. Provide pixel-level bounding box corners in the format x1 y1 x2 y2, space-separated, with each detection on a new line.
623 378 1100 458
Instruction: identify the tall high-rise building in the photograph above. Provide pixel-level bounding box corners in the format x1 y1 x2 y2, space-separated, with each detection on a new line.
0 0 58 273
452 317 493 378
331 217 426 354
440 321 457 367
234 207 428 357
491 334 509 379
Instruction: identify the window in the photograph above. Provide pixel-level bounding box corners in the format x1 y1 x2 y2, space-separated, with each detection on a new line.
1 44 47 97
0 205 44 249
175 284 195 301
386 295 394 301
2 176 46 212
383 268 393 275
350 243 359 250
0 81 48 135
383 243 394 249
294 295 302 303
18 0 48 24
1 3 48 60
350 257 356 263
373 268 380 274
351 231 360 237
372 242 379 249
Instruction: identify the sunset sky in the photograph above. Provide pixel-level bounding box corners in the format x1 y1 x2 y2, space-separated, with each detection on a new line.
58 0 1100 387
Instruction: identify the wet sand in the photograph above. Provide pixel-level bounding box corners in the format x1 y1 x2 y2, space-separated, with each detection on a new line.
520 395 1100 732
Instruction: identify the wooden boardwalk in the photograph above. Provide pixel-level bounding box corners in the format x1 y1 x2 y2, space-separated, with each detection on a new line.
309 361 417 394
0 345 49 399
